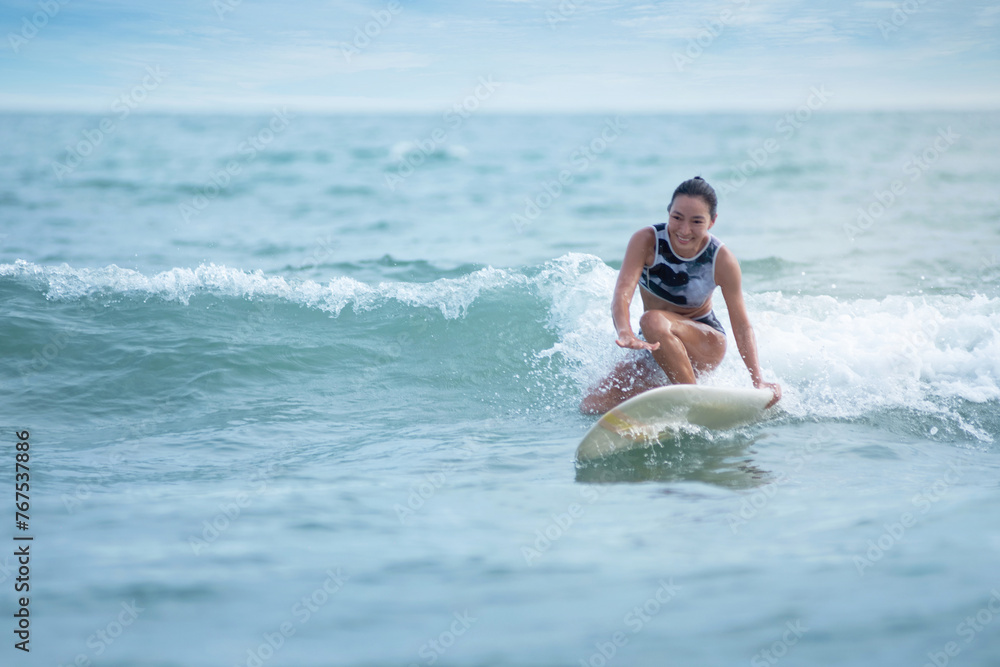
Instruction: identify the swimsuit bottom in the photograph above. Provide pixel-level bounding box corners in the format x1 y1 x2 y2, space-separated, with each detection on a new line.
693 310 725 335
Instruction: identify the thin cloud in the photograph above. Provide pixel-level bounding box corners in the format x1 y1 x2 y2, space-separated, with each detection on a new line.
1 0 997 111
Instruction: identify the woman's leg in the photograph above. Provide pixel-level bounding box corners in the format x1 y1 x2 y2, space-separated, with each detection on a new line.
579 310 726 414
639 309 726 384
579 356 664 415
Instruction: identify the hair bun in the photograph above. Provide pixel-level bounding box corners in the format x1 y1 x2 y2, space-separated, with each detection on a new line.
670 176 718 219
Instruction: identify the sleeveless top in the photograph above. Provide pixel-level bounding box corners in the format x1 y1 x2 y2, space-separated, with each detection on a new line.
638 223 722 309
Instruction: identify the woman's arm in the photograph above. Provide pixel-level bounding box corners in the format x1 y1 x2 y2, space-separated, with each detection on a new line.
716 246 781 407
612 228 659 351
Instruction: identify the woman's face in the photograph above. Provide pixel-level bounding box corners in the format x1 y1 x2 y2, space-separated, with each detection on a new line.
667 194 716 257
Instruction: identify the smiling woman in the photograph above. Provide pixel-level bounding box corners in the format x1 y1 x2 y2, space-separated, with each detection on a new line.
580 176 781 414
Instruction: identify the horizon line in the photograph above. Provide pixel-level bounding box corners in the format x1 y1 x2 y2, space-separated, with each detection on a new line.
1 105 998 116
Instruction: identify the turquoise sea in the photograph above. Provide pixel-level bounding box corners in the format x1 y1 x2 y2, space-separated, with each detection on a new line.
2 110 1000 666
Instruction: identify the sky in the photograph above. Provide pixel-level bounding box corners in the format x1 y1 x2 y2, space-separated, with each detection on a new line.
1 0 998 113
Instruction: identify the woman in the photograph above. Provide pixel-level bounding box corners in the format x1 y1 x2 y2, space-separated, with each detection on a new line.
580 177 781 414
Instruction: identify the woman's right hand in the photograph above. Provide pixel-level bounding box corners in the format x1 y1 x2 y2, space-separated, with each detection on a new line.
756 380 782 409
615 331 660 352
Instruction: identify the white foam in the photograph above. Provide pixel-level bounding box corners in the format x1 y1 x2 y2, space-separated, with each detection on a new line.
5 256 998 430
532 253 641 389
0 259 523 319
530 255 1000 430
740 292 1000 415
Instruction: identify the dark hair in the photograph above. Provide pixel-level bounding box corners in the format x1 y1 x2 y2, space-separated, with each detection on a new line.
669 176 718 219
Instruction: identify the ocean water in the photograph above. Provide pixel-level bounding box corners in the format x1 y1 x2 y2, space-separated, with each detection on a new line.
2 110 1000 666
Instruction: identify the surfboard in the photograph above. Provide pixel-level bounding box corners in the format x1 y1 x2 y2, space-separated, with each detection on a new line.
576 385 774 462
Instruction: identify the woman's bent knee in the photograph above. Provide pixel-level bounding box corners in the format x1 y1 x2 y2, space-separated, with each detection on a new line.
639 310 672 338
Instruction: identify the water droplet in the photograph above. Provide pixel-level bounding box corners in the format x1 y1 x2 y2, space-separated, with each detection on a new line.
929 426 938 436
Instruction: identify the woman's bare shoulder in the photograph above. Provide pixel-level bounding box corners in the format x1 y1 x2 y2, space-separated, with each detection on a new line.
714 244 743 289
631 225 656 242
626 226 657 267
